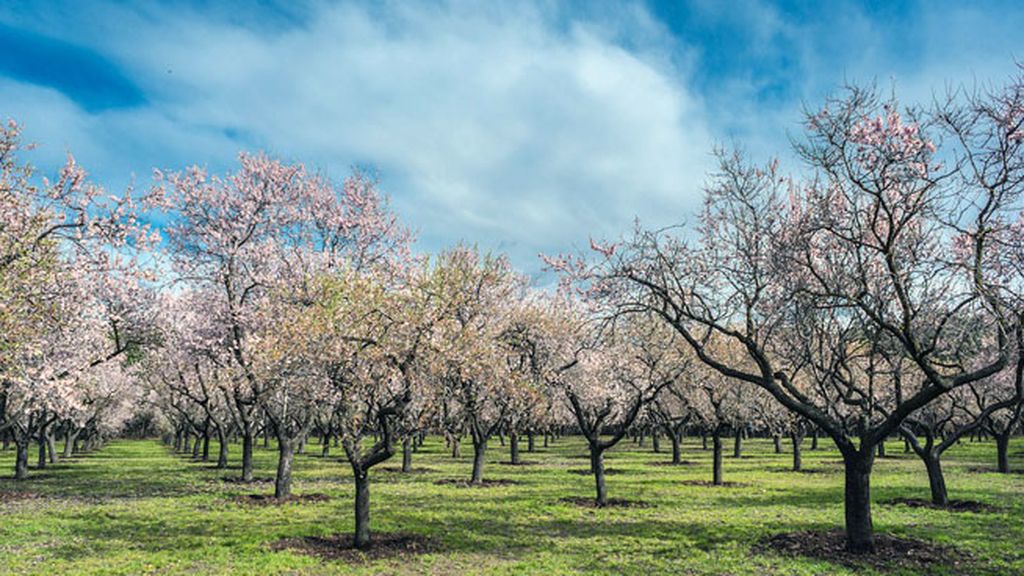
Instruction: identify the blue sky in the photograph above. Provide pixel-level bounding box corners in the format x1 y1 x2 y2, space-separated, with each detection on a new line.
1 0 1021 275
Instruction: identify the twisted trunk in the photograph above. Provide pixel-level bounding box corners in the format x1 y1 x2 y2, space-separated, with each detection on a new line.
923 454 948 506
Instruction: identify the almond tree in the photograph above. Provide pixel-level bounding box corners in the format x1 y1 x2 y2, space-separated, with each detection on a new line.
549 74 1022 552
427 246 526 485
0 122 155 479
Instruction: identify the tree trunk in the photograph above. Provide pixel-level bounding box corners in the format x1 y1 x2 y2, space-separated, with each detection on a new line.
321 433 331 457
591 445 607 506
996 433 1011 473
843 452 875 553
402 437 413 472
37 433 47 469
217 430 229 469
241 431 254 482
471 438 487 484
509 432 520 465
191 433 201 459
202 432 211 462
701 433 708 451
451 437 461 458
811 430 819 450
543 433 549 448
876 440 886 458
652 432 661 453
14 440 29 480
791 432 803 472
923 453 948 506
63 429 78 459
773 435 782 454
712 430 723 485
527 432 535 453
274 439 294 499
46 431 58 464
183 433 191 454
733 428 742 458
670 432 681 464
353 471 371 550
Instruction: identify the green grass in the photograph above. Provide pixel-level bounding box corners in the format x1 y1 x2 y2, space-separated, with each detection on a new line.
0 435 1022 575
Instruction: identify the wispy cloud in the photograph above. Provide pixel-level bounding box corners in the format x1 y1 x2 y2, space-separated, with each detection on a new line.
1 0 1022 275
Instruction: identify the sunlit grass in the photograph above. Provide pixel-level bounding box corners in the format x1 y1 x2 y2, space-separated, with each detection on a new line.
0 435 1021 575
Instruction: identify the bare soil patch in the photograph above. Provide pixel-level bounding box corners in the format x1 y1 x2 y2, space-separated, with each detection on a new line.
377 466 437 474
767 467 834 474
881 497 997 513
0 491 44 503
233 493 331 506
558 496 653 509
753 530 972 573
432 478 519 488
221 476 274 484
966 466 1024 475
271 532 436 562
680 480 749 487
566 468 624 475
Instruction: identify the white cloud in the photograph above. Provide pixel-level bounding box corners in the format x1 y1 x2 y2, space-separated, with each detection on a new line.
6 1 714 273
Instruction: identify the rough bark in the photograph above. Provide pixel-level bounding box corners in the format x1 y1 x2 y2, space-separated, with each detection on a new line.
509 432 520 465
923 454 949 506
471 438 487 484
402 437 413 472
996 433 1011 473
36 433 47 469
274 438 294 499
216 428 229 469
842 451 875 553
712 430 723 485
790 432 803 472
14 440 29 480
353 471 371 550
241 431 254 482
46 431 58 464
591 446 607 506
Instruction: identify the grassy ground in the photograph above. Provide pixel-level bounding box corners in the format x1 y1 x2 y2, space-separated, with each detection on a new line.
0 435 1021 575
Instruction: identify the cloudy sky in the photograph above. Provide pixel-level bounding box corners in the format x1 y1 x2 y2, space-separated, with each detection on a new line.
1 0 1022 276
